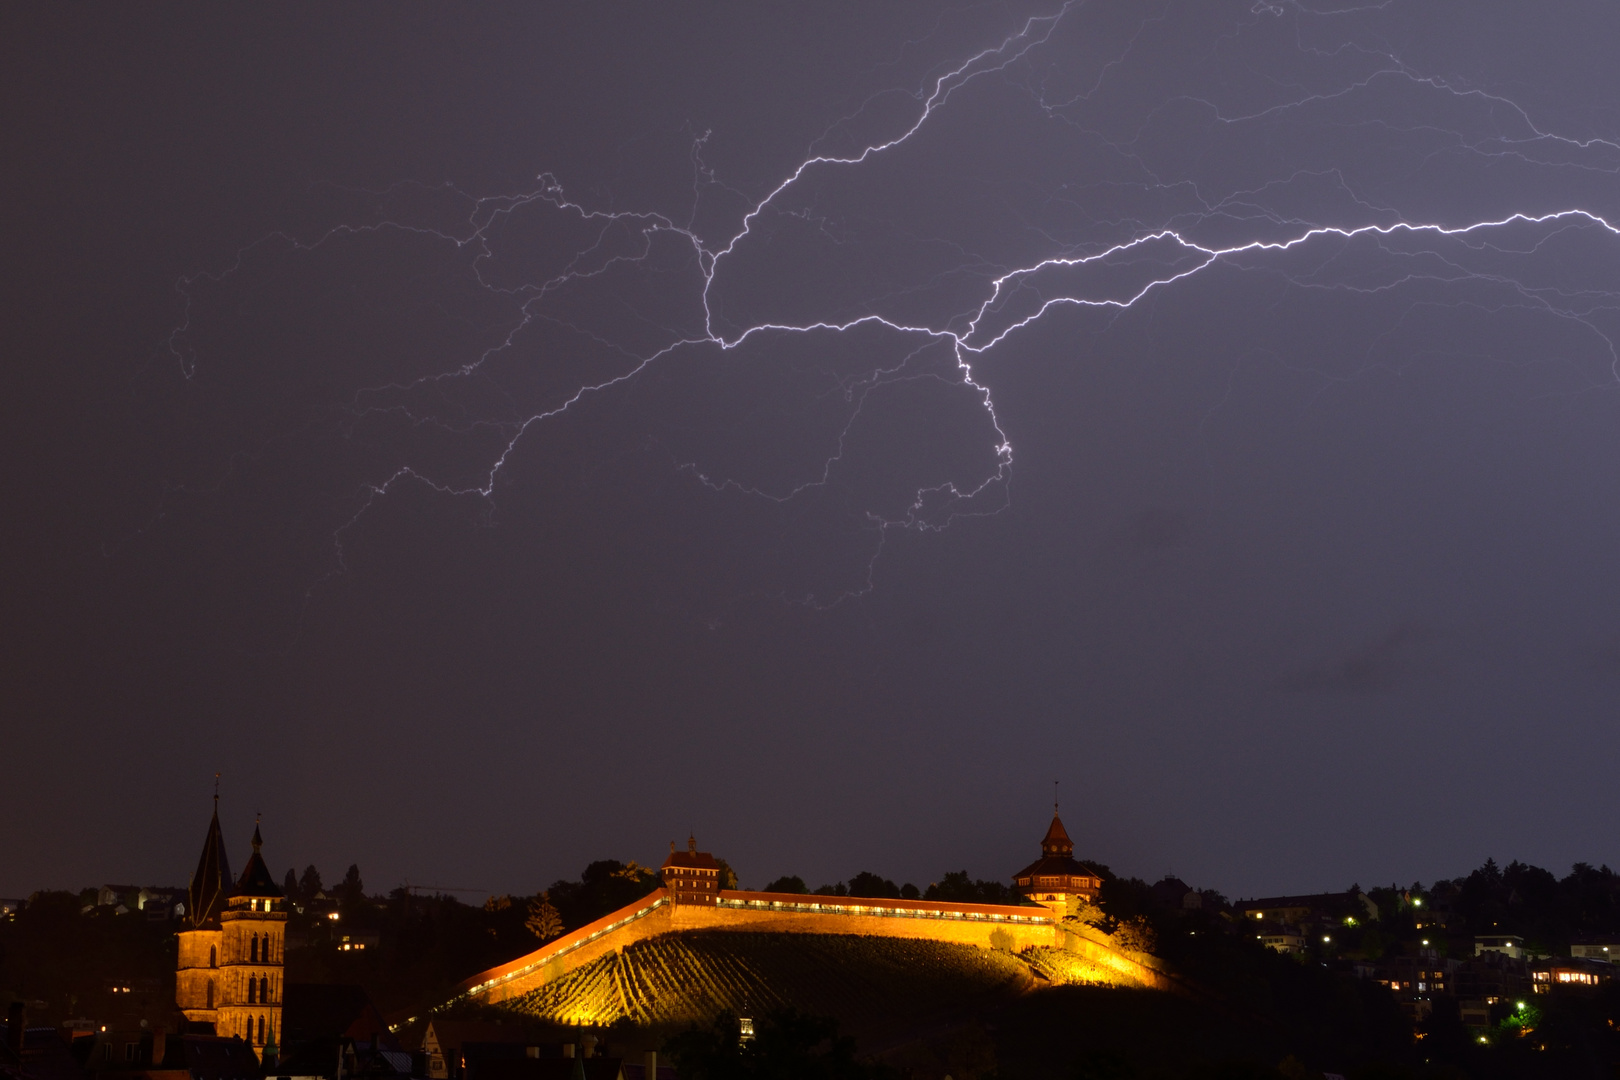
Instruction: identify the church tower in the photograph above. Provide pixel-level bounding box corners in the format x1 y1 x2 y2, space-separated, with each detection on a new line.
175 803 287 1062
175 796 230 1030
215 822 286 1061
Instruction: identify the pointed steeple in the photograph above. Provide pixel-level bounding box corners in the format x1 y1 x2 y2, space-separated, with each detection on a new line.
187 796 232 929
233 816 283 899
1040 813 1074 858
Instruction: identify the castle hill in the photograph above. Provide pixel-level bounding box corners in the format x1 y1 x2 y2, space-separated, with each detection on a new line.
4 802 1619 1080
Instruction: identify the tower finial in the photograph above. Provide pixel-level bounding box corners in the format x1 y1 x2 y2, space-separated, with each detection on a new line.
214 772 221 806
1054 779 1059 815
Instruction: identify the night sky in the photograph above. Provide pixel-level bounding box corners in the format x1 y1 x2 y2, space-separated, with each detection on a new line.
6 2 1620 904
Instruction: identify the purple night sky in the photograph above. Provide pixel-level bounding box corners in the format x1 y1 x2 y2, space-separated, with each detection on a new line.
4 2 1619 902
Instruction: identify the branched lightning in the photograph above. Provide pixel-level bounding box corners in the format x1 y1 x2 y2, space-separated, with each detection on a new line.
165 0 1620 609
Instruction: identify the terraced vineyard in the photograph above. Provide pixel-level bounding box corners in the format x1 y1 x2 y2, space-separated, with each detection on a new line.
1019 946 1117 986
502 930 1035 1037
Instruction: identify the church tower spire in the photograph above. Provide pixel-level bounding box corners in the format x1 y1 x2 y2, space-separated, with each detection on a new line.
186 794 232 931
176 790 288 1063
177 788 231 1036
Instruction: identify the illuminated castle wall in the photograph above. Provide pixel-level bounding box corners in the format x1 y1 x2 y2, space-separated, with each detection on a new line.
438 818 1167 1018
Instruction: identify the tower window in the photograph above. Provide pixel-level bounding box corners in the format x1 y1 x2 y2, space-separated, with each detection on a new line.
260 976 269 1003
248 976 256 1004
251 936 259 963
210 945 217 968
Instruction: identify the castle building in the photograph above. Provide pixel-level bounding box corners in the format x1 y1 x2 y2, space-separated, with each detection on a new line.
175 801 287 1062
1012 811 1102 917
661 836 721 904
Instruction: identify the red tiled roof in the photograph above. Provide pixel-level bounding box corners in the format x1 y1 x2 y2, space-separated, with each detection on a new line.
661 837 719 871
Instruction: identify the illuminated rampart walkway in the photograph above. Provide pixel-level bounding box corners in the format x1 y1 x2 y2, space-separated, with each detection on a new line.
418 888 1168 1025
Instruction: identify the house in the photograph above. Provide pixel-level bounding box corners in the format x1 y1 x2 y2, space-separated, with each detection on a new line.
81 1028 261 1080
1568 936 1620 963
1530 956 1614 992
472 1055 624 1080
661 837 722 906
281 984 395 1053
421 1021 552 1080
2 1005 84 1080
1235 890 1377 931
1244 920 1307 955
620 1054 676 1080
1149 877 1202 911
1377 949 1461 1022
1474 934 1525 960
1449 950 1532 1031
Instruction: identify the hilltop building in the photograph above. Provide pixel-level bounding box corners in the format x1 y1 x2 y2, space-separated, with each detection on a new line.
432 810 1170 1026
1012 812 1102 917
174 800 287 1061
660 837 721 905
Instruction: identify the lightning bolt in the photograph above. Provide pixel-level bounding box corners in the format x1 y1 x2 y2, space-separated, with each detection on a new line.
162 0 1620 610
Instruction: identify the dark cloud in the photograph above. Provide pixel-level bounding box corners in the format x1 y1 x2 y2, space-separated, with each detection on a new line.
1281 623 1444 695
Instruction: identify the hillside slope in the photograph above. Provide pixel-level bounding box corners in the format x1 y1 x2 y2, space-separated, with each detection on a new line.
498 930 1040 1040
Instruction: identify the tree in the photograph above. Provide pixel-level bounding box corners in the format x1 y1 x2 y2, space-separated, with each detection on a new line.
1071 899 1107 928
282 869 298 898
763 876 809 894
847 872 900 899
298 865 323 902
1097 876 1157 922
715 859 740 891
338 864 364 904
1112 916 1157 954
925 872 1019 905
525 893 563 941
544 860 660 931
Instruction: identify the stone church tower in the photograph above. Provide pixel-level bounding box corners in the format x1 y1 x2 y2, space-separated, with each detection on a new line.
175 801 287 1061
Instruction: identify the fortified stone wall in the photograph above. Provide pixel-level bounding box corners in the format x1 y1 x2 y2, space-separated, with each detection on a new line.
448 889 1068 1009
1060 921 1176 992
